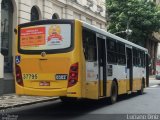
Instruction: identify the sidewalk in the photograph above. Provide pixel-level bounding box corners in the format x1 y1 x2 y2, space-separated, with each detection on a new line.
0 94 58 110
149 75 155 80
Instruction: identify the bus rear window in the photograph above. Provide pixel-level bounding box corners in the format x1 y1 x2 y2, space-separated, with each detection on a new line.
19 24 71 51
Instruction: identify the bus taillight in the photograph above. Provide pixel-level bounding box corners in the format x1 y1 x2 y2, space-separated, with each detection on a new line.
16 64 23 86
68 63 78 87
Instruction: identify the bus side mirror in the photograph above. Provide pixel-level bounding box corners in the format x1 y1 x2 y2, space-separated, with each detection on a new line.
14 28 17 35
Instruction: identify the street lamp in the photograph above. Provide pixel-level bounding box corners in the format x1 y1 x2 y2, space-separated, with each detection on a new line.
125 29 132 35
126 21 132 40
125 28 132 40
114 28 132 36
114 30 126 35
114 21 132 40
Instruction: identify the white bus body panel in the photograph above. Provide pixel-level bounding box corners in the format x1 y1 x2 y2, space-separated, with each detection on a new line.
86 62 98 81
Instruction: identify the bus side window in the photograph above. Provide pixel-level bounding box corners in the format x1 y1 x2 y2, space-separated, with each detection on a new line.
133 48 142 67
141 51 145 68
82 28 97 61
107 38 117 64
143 52 146 67
133 48 137 67
137 50 141 67
117 42 126 65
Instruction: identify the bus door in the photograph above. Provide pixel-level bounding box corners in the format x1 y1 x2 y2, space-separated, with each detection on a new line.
146 53 149 87
97 34 107 97
126 47 133 91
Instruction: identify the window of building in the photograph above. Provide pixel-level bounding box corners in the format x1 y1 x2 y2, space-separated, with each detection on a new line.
86 18 92 24
31 6 39 21
52 13 60 19
82 28 97 61
96 22 101 28
97 5 103 13
73 12 81 20
86 0 93 7
1 0 13 72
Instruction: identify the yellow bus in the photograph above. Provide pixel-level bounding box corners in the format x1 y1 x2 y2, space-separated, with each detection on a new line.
15 19 149 103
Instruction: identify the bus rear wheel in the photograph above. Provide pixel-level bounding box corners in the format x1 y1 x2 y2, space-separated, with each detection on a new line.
59 97 77 103
109 81 118 104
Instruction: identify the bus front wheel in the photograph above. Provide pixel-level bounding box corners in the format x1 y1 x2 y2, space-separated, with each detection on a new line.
138 79 145 95
109 80 118 104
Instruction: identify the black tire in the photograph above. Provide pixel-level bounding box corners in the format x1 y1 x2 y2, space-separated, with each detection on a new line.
138 79 144 95
109 81 118 104
59 97 77 103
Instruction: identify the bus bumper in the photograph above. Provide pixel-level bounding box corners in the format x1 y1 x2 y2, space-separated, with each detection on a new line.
16 85 67 97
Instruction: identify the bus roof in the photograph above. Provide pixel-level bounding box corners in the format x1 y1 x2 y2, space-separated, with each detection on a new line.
78 19 148 52
18 19 148 52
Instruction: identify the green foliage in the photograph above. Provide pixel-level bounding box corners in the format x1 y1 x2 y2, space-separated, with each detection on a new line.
106 0 160 47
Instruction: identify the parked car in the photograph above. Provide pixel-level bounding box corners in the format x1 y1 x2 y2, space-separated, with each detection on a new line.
156 60 160 80
155 73 160 80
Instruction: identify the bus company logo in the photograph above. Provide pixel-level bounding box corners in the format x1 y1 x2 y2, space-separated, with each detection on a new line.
47 25 63 43
41 52 46 57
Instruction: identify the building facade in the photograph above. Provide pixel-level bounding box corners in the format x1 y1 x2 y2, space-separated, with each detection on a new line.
151 0 160 74
0 0 106 95
155 0 160 4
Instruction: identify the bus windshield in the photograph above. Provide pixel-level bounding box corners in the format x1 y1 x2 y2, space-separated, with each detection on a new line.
19 23 72 52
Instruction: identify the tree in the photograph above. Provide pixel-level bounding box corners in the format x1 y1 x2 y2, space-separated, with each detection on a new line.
106 0 160 47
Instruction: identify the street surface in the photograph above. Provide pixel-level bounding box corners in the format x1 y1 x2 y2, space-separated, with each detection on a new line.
1 78 160 120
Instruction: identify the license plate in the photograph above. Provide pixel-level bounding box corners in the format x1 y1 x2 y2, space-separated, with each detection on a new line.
23 74 38 80
55 74 68 80
39 81 50 86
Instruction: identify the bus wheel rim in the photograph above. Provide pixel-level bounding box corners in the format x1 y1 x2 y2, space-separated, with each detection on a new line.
112 83 117 101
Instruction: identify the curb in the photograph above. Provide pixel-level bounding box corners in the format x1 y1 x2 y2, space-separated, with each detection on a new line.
0 97 59 110
149 78 155 80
